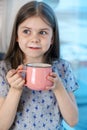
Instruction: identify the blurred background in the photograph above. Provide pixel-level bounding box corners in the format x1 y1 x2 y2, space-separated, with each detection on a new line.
0 0 87 130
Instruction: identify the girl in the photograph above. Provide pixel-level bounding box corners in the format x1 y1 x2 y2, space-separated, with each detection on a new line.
0 1 78 130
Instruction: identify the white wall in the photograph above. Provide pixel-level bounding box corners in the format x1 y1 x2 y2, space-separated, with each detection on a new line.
1 0 33 52
0 0 7 52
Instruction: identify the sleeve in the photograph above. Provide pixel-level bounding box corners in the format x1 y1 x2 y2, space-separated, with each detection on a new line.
0 61 9 97
52 59 79 92
62 61 79 92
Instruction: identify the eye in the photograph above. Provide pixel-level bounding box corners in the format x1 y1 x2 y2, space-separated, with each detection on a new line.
39 31 47 35
23 29 30 34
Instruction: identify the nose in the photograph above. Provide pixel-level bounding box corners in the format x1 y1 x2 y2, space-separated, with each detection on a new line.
30 33 40 43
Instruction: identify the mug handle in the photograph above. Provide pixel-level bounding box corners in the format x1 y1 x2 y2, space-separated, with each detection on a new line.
17 69 27 86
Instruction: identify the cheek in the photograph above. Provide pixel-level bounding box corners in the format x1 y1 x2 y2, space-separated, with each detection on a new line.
17 39 26 51
17 33 26 50
43 40 52 51
17 36 27 45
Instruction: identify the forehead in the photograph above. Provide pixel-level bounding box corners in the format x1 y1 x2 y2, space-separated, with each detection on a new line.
19 16 52 29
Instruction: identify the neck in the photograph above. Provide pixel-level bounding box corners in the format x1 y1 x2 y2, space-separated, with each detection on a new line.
23 57 44 65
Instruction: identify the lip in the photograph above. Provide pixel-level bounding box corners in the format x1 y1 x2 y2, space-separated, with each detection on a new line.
29 47 41 50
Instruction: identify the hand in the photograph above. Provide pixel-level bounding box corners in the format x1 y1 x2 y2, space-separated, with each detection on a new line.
45 72 62 91
6 65 25 90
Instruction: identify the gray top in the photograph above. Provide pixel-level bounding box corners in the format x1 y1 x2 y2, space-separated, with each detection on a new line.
0 59 78 130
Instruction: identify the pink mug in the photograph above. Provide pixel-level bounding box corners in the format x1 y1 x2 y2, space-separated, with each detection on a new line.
19 63 53 90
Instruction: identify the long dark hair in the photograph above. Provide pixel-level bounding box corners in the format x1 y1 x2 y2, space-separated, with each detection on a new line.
5 1 60 69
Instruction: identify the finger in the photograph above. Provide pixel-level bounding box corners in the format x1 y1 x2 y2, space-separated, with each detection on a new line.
8 73 21 83
50 72 57 77
45 84 55 90
47 75 57 83
15 77 25 85
11 78 25 88
6 69 17 78
17 80 25 88
17 64 24 70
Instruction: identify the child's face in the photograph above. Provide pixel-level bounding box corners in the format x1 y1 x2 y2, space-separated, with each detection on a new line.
17 16 53 63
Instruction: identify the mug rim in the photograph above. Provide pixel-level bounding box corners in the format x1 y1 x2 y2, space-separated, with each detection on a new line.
26 63 52 68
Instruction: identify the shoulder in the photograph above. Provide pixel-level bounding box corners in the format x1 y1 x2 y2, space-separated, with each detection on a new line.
0 60 6 66
52 58 73 79
0 60 11 74
0 60 10 97
0 60 6 71
52 58 79 92
52 58 71 69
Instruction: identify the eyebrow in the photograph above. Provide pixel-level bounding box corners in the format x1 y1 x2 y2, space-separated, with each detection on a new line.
20 26 50 31
40 28 50 31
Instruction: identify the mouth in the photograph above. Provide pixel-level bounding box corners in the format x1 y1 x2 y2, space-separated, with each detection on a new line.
29 46 41 50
